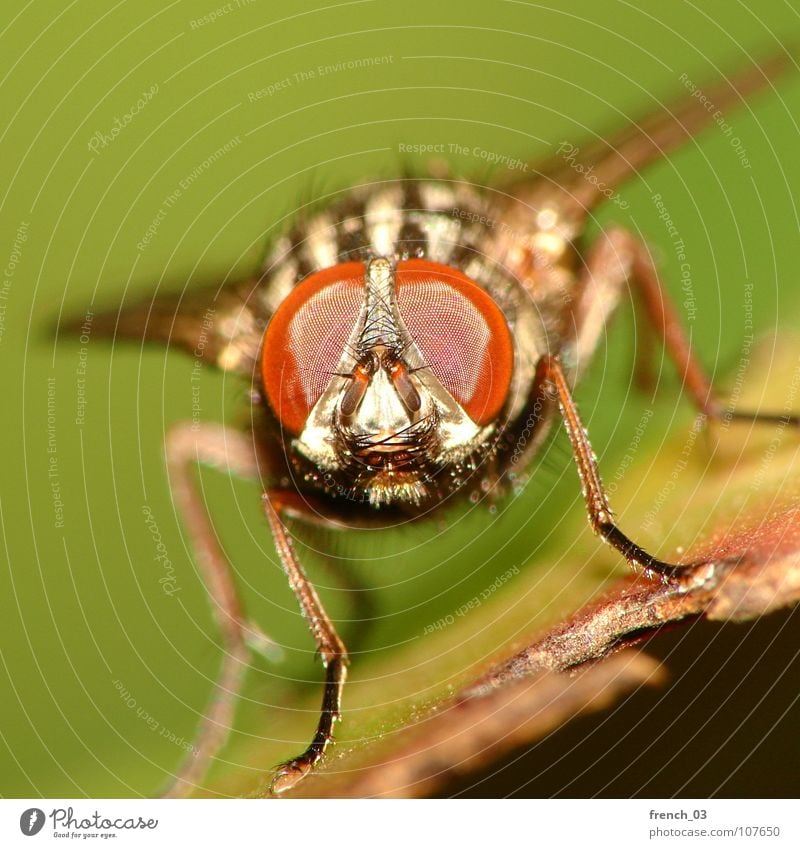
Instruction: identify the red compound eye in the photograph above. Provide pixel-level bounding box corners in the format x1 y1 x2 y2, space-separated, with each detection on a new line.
396 259 513 425
262 262 365 434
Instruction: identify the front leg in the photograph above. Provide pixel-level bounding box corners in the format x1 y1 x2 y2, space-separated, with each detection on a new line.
538 355 690 579
162 422 277 798
570 227 800 427
264 491 348 795
164 423 351 796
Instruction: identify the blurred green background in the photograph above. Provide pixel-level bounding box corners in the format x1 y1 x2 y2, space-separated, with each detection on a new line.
2 0 800 797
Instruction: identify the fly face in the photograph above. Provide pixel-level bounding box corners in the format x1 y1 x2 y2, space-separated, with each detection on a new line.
260 254 515 506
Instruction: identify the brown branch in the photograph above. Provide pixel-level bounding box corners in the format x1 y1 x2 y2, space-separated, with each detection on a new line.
465 503 800 696
287 502 800 798
292 652 663 798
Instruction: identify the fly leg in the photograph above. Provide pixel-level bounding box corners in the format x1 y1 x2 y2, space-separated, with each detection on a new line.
558 230 798 578
537 355 686 579
161 422 276 798
264 490 348 795
578 227 799 427
165 424 353 796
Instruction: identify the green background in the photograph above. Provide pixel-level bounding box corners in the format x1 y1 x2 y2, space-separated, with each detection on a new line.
2 0 800 797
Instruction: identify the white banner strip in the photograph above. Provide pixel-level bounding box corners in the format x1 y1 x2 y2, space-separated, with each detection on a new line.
1 798 796 847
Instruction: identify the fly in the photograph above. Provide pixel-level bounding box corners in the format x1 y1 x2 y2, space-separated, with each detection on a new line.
63 49 800 796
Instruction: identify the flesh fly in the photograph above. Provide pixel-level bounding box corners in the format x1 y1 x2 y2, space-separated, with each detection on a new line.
66 50 799 795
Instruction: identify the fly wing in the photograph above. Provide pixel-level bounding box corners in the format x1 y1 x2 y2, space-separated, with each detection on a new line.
518 47 795 214
59 275 267 376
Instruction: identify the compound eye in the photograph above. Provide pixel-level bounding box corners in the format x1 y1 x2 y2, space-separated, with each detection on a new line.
261 262 365 434
396 259 513 425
